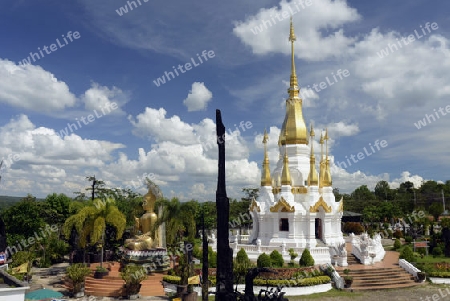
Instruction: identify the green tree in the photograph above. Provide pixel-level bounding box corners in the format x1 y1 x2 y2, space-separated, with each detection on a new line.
44 193 72 225
351 185 375 201
62 198 126 267
429 202 444 222
374 181 393 201
2 194 47 246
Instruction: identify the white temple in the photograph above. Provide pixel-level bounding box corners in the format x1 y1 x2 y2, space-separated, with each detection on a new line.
231 19 347 266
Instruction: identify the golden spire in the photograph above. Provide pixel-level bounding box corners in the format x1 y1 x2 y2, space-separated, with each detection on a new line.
307 123 318 186
289 16 298 90
278 17 308 146
281 149 292 186
322 128 332 187
261 129 272 186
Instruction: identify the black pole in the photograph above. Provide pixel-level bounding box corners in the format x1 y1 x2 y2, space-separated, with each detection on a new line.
202 211 209 301
215 110 235 301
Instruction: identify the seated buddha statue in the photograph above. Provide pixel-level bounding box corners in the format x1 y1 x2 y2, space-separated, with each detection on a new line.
125 181 162 250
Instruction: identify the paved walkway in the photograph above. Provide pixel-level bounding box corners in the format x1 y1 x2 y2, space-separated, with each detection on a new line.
335 242 399 271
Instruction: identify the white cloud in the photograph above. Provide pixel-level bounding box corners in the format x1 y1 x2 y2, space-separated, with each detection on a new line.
327 122 359 137
233 0 360 60
0 114 125 196
349 29 450 119
0 59 77 112
183 82 213 112
81 82 129 115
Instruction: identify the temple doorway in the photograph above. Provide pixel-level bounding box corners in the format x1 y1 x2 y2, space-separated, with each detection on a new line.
315 218 322 240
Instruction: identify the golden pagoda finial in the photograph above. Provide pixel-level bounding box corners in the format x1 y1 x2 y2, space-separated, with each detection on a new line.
288 17 298 97
281 149 291 186
261 129 272 186
279 17 308 146
307 123 318 186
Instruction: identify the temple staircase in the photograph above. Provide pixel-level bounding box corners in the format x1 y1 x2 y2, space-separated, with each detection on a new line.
344 267 418 290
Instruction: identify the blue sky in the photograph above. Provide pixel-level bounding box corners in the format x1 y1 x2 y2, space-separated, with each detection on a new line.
0 0 449 200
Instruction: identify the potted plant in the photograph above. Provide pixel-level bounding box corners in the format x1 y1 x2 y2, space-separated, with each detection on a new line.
288 248 298 267
66 263 91 297
343 269 353 288
94 265 109 279
121 265 148 299
416 271 426 282
177 252 198 301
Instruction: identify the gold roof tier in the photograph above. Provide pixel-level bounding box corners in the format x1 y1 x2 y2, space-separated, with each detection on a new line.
278 17 308 146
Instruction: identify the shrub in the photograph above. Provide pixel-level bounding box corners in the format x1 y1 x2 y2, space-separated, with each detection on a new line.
236 249 250 265
257 253 272 268
432 246 443 257
299 249 315 267
208 246 217 268
269 250 284 268
405 236 413 243
393 239 401 250
162 275 181 284
399 246 414 262
343 222 364 235
418 248 427 256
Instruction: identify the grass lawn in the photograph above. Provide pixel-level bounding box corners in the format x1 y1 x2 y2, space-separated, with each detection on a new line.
200 289 361 300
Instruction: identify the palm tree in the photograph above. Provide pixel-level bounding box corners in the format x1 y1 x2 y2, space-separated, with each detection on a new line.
62 198 126 267
155 198 196 262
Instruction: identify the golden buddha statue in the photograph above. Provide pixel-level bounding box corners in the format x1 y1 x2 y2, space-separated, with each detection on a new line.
125 179 163 250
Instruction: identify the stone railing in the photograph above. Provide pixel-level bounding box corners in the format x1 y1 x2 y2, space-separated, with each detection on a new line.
231 242 331 265
399 258 420 278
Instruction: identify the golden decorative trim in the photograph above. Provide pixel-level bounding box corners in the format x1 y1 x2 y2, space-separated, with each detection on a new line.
291 186 307 194
272 187 281 194
309 196 332 213
270 197 295 213
338 197 343 212
249 198 261 212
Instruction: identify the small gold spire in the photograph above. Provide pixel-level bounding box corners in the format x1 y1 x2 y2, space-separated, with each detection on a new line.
307 123 318 186
322 128 332 187
281 149 291 186
261 129 272 186
319 130 325 188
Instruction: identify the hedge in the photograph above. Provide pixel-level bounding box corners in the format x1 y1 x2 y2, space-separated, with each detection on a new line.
253 275 330 287
428 272 450 278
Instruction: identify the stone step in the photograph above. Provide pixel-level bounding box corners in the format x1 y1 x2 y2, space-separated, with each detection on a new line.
346 267 404 274
347 282 422 291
